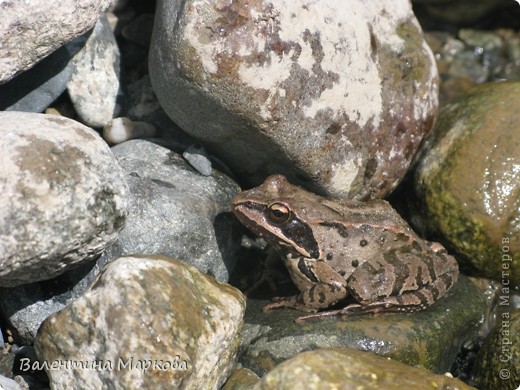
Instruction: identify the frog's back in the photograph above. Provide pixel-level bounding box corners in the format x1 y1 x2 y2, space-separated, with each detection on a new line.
320 198 412 232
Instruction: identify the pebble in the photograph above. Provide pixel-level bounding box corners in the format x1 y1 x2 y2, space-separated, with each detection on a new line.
102 117 156 145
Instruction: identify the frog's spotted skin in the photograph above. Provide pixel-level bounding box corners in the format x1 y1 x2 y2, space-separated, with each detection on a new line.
232 175 459 322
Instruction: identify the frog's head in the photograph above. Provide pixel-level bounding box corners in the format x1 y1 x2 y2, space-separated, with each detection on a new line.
232 175 323 259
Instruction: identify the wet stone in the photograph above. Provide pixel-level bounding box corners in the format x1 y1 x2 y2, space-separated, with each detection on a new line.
413 82 520 284
252 348 475 390
238 276 486 376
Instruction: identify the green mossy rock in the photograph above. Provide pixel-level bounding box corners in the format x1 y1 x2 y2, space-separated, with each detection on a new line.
239 276 486 375
471 309 519 390
414 81 520 285
252 348 475 390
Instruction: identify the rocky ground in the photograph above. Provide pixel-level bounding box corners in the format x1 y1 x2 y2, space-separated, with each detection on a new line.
0 0 519 389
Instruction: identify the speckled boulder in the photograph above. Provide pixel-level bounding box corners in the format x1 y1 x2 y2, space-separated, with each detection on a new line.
149 0 438 199
35 255 246 390
252 348 474 390
414 82 520 284
0 112 128 287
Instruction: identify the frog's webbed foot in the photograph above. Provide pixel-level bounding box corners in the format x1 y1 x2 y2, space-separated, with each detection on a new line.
294 298 425 322
294 303 387 322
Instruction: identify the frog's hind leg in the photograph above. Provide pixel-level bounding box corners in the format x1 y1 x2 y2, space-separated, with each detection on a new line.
295 273 455 322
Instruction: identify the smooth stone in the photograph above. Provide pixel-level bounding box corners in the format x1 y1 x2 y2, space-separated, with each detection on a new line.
413 82 520 284
0 0 112 83
102 117 157 145
222 367 259 390
104 139 242 282
0 112 128 287
35 255 246 390
0 375 21 390
68 15 124 128
149 0 438 199
252 348 475 390
238 276 486 375
0 36 86 112
471 309 519 389
183 144 213 176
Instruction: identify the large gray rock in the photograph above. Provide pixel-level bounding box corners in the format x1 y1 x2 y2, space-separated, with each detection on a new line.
0 0 112 83
104 139 242 282
0 36 86 112
0 112 128 287
35 255 246 390
149 0 439 199
0 258 104 345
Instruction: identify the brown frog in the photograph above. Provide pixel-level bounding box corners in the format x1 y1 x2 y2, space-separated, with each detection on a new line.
232 175 459 321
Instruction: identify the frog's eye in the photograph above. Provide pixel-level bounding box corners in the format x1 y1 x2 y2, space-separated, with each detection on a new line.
268 203 291 224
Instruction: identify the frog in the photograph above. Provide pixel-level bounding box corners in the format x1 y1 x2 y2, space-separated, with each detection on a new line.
231 174 459 321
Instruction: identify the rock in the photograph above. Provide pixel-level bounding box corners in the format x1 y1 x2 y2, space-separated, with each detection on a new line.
252 348 474 390
149 0 438 200
0 375 21 390
125 76 192 141
0 0 112 83
471 309 519 390
238 276 486 375
126 76 161 121
183 144 213 176
0 258 105 345
0 35 86 112
35 255 246 390
0 112 128 287
222 367 259 390
68 15 124 128
413 82 520 284
104 139 242 282
102 117 157 145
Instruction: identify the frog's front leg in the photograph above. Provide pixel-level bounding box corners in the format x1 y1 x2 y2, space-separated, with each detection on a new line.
263 259 348 313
